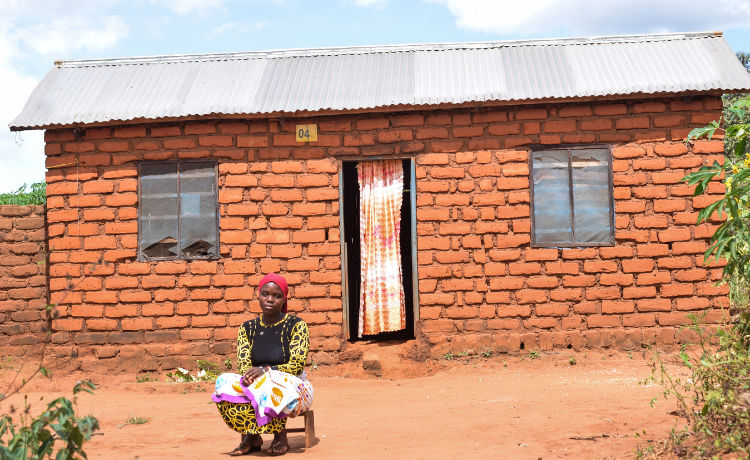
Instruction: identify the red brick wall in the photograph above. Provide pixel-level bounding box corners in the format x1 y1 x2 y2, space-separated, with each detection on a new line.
36 96 728 371
0 205 48 355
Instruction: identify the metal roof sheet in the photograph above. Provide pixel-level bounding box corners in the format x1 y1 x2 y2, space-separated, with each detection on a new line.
10 31 750 131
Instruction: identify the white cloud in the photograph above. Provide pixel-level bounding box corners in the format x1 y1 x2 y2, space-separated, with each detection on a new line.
269 0 297 7
14 16 129 56
150 0 232 16
0 3 129 193
352 0 388 7
143 15 173 40
425 0 750 36
207 21 267 39
0 68 45 192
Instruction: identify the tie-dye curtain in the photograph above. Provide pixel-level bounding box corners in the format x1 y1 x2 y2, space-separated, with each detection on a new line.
357 160 405 338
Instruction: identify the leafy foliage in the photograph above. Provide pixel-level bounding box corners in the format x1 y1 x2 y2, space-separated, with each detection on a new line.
135 373 155 383
642 312 750 458
736 51 750 72
643 92 750 458
521 350 540 362
123 414 149 425
196 360 220 379
0 244 107 459
0 381 99 460
682 96 750 279
0 183 46 206
165 360 220 382
729 271 750 309
721 53 749 159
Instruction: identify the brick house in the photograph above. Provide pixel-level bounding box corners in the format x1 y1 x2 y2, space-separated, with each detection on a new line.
7 31 750 371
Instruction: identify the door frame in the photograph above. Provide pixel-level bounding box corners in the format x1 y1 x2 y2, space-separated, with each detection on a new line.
338 156 420 340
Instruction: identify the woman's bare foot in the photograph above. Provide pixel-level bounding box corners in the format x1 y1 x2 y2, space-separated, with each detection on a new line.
230 433 263 456
248 434 263 449
267 429 289 456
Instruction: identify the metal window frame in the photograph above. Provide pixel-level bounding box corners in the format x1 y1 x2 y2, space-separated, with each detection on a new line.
137 159 221 262
339 155 420 340
528 144 615 248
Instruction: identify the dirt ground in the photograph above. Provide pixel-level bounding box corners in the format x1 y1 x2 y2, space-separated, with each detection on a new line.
1 349 686 460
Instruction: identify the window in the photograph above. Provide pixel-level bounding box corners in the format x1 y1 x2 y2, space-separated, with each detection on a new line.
529 145 614 247
138 160 219 260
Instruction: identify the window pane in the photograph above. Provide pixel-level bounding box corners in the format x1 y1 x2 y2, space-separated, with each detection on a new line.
532 150 572 244
179 162 218 258
572 149 611 243
140 163 179 258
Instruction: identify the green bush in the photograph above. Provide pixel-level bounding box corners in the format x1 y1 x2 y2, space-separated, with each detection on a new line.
641 93 750 458
644 307 750 458
0 183 46 206
0 381 99 459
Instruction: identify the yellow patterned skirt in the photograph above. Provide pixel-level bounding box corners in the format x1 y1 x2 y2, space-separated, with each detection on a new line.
216 401 287 434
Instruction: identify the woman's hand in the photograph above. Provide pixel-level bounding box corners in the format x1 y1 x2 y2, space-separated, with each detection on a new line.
241 367 266 386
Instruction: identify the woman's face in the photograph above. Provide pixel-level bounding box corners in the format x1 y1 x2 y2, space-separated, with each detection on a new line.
259 282 285 316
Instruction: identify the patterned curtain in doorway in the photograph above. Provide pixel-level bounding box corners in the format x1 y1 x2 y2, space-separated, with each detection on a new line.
357 160 405 338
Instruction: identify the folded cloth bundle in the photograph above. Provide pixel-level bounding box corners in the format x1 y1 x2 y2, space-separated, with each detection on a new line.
212 370 314 426
280 371 313 418
212 372 249 403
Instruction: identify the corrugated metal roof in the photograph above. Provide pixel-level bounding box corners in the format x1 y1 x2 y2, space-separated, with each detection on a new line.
10 31 750 131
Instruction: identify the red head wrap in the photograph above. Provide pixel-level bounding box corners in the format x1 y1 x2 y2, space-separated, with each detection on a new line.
258 273 288 313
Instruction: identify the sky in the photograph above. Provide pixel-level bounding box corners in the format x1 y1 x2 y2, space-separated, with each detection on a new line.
1 0 749 193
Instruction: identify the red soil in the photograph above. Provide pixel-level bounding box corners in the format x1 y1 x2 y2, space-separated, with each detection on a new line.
1 350 684 460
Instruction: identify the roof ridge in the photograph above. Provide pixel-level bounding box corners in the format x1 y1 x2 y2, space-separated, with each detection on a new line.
54 31 723 68
15 30 746 131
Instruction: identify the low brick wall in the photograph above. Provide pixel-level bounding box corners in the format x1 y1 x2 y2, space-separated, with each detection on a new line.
7 94 730 373
0 205 48 353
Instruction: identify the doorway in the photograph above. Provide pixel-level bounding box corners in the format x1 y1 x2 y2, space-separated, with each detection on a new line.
340 158 418 341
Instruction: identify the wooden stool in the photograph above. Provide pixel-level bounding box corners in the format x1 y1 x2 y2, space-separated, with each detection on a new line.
286 410 315 448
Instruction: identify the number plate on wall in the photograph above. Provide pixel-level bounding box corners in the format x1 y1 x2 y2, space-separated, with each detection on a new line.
296 124 318 142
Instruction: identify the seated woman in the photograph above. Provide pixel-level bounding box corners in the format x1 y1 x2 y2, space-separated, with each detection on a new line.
214 273 311 456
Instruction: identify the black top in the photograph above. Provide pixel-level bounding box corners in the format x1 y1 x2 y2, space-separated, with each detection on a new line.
236 314 309 376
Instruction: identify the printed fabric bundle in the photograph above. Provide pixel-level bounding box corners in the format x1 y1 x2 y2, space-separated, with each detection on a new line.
212 370 313 426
